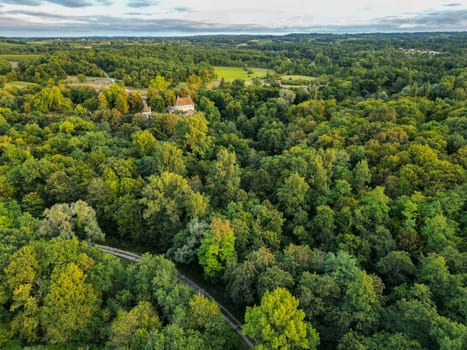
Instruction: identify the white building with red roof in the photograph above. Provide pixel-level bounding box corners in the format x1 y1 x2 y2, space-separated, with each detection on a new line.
173 96 195 114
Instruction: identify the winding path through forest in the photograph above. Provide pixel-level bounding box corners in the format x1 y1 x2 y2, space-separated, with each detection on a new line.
95 244 255 349
101 70 115 84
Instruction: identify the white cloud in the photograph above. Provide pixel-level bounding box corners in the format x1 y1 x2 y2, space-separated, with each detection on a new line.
0 0 466 36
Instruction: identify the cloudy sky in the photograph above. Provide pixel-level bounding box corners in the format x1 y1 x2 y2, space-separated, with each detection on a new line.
0 0 466 37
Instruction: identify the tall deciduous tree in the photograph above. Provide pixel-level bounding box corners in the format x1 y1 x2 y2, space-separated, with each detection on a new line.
31 86 72 113
39 200 104 242
41 262 101 344
142 172 208 249
207 148 241 207
198 218 236 277
132 129 157 156
104 84 129 113
175 113 211 157
352 159 371 192
243 288 320 350
108 301 161 348
277 173 309 232
311 205 335 246
153 142 186 175
150 75 171 92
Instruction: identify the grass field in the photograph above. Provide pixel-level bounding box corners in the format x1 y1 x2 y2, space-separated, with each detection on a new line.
213 66 272 81
5 81 39 89
280 74 317 87
281 74 316 81
0 41 27 48
66 75 112 89
0 54 41 62
66 76 149 94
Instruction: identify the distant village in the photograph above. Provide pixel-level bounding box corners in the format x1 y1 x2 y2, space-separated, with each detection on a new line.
399 47 440 55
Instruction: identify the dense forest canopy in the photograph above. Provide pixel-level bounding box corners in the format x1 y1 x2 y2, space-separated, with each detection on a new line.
0 32 466 349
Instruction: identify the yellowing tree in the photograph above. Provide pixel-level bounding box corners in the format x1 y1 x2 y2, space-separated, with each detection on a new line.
132 129 157 156
104 84 129 113
2 239 103 345
188 74 202 92
41 262 101 344
4 245 40 342
188 294 221 329
243 288 319 350
150 75 171 92
31 86 72 113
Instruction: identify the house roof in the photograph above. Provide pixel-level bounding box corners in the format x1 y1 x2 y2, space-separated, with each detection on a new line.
175 96 194 107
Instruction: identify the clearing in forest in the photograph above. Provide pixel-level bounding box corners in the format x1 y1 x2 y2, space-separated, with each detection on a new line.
4 81 39 89
213 66 272 82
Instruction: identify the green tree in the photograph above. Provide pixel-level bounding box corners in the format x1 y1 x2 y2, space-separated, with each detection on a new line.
115 93 129 114
146 324 205 350
77 73 86 83
376 251 416 287
243 288 319 350
352 159 371 192
257 266 294 298
142 172 208 249
0 58 12 75
281 244 321 278
198 218 236 277
108 301 162 348
421 214 457 252
310 156 330 200
175 113 211 157
207 148 241 207
188 74 202 91
277 173 309 232
338 332 423 350
169 218 208 264
311 205 335 246
297 272 342 347
154 142 186 175
342 271 381 333
250 200 284 250
228 247 276 305
148 93 166 112
386 284 466 350
132 129 157 156
128 92 144 113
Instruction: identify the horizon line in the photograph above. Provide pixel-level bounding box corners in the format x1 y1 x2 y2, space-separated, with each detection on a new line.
1 30 466 39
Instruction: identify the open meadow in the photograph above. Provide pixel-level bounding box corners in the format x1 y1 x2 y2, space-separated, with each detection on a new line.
213 66 272 81
4 81 39 89
0 54 41 62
